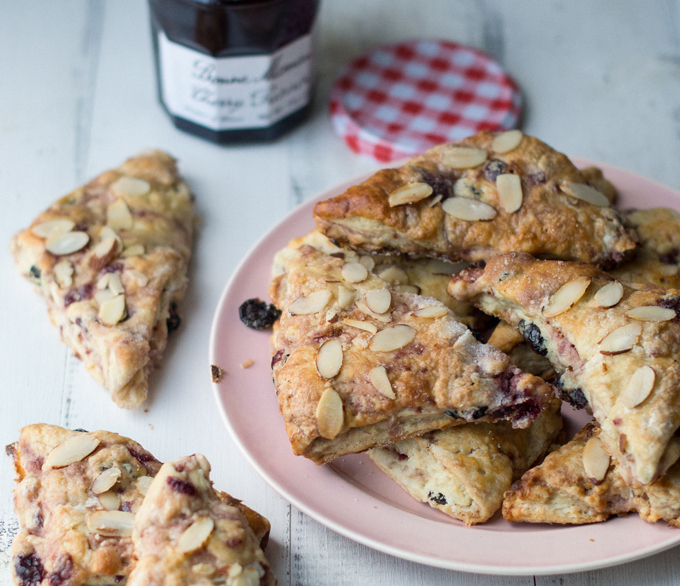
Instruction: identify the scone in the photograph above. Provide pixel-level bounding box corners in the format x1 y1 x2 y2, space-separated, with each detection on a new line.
487 321 556 380
313 130 636 266
269 245 555 464
10 151 194 408
503 422 680 526
368 398 563 525
449 253 680 485
129 455 275 586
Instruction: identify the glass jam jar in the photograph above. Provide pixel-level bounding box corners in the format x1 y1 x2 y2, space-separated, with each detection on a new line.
149 0 319 143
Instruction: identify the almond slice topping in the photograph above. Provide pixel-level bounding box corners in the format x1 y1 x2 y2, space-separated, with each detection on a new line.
99 294 126 326
45 231 90 256
365 288 391 314
122 244 145 258
100 225 122 245
97 274 111 290
496 173 523 213
127 269 149 287
544 277 591 317
87 511 135 537
414 306 448 318
107 198 133 230
369 366 395 399
316 339 343 379
394 284 420 294
599 322 642 355
98 491 121 511
92 467 121 495
429 194 443 207
377 266 409 284
583 437 610 482
342 262 368 283
358 256 375 271
135 476 153 496
111 176 151 197
442 197 497 221
54 260 74 288
355 299 391 322
370 324 416 352
95 289 115 306
594 282 624 308
177 517 215 554
45 435 100 469
316 387 344 439
92 237 117 259
288 289 332 315
108 273 124 296
625 306 676 322
388 182 434 207
619 365 656 408
32 219 76 239
442 146 488 169
561 182 610 207
491 130 523 154
337 286 355 309
343 319 378 334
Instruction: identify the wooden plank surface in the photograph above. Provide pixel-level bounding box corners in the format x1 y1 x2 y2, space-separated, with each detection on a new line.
2 0 680 584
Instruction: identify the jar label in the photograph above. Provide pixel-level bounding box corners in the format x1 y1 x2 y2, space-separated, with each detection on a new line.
158 33 313 130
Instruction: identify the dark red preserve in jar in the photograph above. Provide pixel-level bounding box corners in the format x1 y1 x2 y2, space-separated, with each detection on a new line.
149 0 319 143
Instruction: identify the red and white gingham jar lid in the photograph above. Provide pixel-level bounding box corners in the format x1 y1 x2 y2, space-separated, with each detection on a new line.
329 39 522 162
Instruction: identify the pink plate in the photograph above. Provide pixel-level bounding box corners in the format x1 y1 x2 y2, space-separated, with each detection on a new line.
210 159 680 575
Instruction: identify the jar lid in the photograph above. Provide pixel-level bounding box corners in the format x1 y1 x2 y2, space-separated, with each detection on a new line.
329 40 522 162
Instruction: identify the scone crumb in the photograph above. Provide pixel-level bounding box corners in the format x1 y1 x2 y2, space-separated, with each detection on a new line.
241 359 255 369
148 423 155 430
211 364 225 383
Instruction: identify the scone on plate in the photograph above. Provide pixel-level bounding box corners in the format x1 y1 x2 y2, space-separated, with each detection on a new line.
313 130 636 266
449 253 680 486
10 151 194 408
368 398 563 525
269 245 555 464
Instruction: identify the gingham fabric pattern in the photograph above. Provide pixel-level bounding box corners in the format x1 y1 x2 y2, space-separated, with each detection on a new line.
329 40 522 162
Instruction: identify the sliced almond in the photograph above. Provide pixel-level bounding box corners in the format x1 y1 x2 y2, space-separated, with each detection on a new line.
86 511 135 537
544 277 591 317
337 286 355 309
107 198 133 230
107 273 124 296
342 319 378 334
441 146 488 169
620 365 656 408
100 225 122 245
583 437 610 482
561 182 609 207
45 435 100 469
316 339 343 379
45 231 90 256
122 244 145 258
32 219 76 239
377 266 409 284
429 194 443 207
92 467 121 495
95 289 115 306
342 262 368 283
442 197 497 221
599 322 642 355
388 182 433 206
99 294 126 326
365 289 391 314
89 237 118 271
127 269 149 287
92 237 117 259
394 284 420 294
177 517 215 554
136 476 154 496
369 366 395 399
111 176 151 197
594 282 624 308
97 273 111 290
53 260 74 288
358 256 375 271
370 325 416 352
98 491 121 511
414 306 448 318
288 289 332 315
316 387 344 439
355 299 391 322
491 130 523 154
625 306 676 322
496 174 523 213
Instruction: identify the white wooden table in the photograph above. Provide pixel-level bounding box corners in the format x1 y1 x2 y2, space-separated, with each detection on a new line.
2 1 680 584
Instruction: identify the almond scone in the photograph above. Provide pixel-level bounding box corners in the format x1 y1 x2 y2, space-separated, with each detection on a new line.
449 253 680 485
313 131 636 266
129 455 275 586
269 245 555 465
10 151 194 408
368 398 563 525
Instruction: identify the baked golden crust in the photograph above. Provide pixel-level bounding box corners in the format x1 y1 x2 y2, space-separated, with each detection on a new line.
449 253 680 485
313 131 636 265
129 455 275 586
7 423 162 586
10 151 194 408
269 245 554 464
368 398 562 525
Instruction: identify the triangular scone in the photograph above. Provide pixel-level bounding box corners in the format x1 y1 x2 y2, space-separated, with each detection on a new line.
368 398 563 525
313 131 635 266
503 422 680 526
7 424 163 586
128 455 276 586
269 245 554 465
10 151 194 408
449 253 680 485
